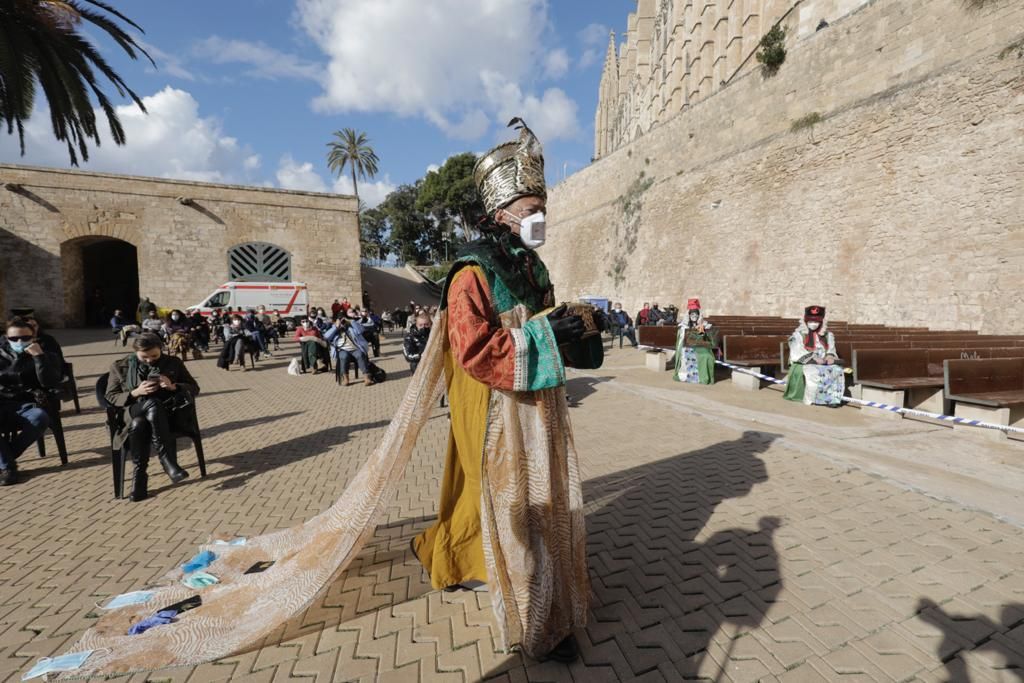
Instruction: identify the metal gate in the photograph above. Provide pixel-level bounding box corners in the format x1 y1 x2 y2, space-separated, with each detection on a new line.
227 242 291 282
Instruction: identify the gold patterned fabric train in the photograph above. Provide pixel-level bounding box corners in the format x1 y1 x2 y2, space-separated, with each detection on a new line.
57 303 589 678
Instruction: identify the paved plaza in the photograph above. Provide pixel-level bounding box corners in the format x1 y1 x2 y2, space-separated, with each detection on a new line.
2 331 1023 683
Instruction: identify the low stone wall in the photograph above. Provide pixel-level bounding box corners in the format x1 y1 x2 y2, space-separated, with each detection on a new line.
545 0 1024 333
0 165 361 327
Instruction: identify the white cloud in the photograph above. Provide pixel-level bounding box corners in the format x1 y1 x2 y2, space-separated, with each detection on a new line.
138 39 197 82
275 155 328 192
294 0 580 141
426 163 441 174
579 23 610 46
192 36 322 81
331 173 396 208
243 154 262 171
274 156 396 207
543 49 571 80
482 72 579 143
577 22 610 70
0 86 260 184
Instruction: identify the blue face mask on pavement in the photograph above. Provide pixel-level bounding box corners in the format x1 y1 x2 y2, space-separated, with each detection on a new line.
181 550 216 574
102 590 154 610
181 572 219 589
22 650 96 680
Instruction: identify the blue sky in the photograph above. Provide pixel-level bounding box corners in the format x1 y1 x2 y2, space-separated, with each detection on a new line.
0 0 634 205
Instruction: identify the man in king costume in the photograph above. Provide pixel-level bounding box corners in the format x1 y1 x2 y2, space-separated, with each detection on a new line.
412 119 602 662
46 120 601 679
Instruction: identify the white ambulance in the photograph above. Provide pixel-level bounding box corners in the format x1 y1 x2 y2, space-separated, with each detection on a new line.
187 282 309 319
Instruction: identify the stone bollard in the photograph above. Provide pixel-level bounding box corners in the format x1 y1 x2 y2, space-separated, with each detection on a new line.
645 350 668 372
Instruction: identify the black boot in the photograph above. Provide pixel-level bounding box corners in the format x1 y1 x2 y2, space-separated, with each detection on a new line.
129 466 148 501
158 454 189 484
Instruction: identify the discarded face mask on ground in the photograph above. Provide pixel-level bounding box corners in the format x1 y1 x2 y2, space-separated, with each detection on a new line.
181 572 219 590
181 550 216 574
101 590 155 610
211 537 247 546
22 649 105 680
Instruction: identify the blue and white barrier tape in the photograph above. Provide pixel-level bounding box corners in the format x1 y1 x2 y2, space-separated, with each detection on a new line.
712 359 1024 435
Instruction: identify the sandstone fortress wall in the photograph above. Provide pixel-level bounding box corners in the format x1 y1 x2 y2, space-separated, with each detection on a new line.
0 165 361 327
546 0 1024 333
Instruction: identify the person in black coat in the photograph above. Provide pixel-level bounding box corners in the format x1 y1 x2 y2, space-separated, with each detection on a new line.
402 312 432 374
106 333 200 501
0 317 62 485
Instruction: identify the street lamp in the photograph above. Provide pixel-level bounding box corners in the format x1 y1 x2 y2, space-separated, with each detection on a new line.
442 232 450 262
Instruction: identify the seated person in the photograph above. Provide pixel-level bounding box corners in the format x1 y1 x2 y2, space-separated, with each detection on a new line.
163 309 197 360
648 302 665 326
636 302 651 326
218 315 255 371
294 318 329 374
188 311 210 351
256 306 281 350
324 316 372 385
141 309 164 336
106 333 199 501
381 309 394 333
674 298 718 385
110 309 139 346
662 305 679 325
783 305 844 407
403 312 432 373
242 309 269 357
609 302 637 348
358 309 381 357
19 312 64 364
0 317 62 486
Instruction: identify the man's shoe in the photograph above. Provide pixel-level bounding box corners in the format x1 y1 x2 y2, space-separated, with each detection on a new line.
0 467 18 486
158 456 190 484
546 634 579 663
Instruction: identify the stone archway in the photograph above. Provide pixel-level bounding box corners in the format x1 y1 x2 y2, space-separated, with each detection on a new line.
60 236 139 327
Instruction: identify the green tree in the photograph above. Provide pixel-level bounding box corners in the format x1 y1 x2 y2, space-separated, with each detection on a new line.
0 0 154 165
360 206 389 263
326 128 380 223
416 152 486 242
379 182 439 265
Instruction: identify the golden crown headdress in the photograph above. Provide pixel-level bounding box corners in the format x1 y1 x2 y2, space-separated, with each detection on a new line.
473 117 547 215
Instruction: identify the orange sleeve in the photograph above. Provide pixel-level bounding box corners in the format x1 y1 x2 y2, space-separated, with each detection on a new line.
447 267 519 391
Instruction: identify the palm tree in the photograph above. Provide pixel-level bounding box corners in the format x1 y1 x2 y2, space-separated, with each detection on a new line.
0 0 154 165
326 128 380 208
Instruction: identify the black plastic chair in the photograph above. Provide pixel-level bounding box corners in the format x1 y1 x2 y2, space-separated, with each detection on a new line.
333 352 360 385
1 391 68 466
59 362 81 414
95 374 207 499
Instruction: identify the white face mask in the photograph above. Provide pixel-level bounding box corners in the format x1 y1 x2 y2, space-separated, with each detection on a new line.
510 211 546 249
807 321 821 331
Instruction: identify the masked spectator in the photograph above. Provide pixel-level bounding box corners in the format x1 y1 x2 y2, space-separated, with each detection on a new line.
295 319 328 374
141 309 163 336
403 313 432 373
218 315 253 371
609 303 637 348
325 317 372 385
111 309 139 346
105 333 198 501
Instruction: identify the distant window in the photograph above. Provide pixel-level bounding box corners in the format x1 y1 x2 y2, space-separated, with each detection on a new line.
205 291 230 307
227 242 291 282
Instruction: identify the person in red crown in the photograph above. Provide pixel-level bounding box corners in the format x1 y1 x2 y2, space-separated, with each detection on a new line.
783 305 844 406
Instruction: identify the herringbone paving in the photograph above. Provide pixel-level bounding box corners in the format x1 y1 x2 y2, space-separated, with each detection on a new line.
1 331 1022 682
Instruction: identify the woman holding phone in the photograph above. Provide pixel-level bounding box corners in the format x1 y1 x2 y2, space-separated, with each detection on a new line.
106 332 200 501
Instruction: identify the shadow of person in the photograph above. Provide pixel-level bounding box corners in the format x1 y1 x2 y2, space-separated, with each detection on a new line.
566 375 610 407
577 430 781 678
916 598 1024 682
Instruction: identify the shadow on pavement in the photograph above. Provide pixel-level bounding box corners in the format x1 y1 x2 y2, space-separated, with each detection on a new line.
916 597 1024 681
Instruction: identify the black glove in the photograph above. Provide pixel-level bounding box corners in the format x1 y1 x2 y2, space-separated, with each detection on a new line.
547 305 585 345
593 309 610 333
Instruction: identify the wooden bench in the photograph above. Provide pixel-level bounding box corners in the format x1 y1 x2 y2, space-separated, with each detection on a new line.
853 349 949 419
944 357 1024 441
637 325 677 371
722 335 787 390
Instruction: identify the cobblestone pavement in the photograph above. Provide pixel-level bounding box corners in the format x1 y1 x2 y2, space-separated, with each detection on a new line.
2 331 1023 682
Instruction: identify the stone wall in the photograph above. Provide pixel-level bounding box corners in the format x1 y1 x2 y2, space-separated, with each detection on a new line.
0 165 361 327
546 0 1024 334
